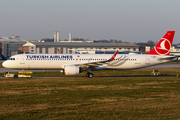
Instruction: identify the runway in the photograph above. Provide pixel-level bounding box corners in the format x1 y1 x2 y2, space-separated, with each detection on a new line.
27 75 180 78
0 64 180 78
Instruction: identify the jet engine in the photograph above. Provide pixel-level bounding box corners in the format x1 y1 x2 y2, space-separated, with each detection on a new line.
63 65 83 75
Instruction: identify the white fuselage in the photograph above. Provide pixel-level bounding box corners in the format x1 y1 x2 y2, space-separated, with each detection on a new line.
2 54 174 70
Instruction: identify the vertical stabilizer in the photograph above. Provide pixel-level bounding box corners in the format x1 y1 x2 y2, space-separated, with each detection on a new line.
146 31 175 55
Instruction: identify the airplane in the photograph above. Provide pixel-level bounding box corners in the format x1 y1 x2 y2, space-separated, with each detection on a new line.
2 31 177 78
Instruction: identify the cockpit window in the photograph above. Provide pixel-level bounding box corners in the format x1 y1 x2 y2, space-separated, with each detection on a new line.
10 58 15 60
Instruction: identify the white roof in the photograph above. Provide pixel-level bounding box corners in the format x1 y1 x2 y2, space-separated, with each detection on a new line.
0 37 26 42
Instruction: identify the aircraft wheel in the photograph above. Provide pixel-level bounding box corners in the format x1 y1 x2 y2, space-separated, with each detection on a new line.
14 75 18 78
88 73 93 78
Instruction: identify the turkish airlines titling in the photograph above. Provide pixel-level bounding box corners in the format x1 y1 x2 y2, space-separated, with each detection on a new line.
26 55 73 59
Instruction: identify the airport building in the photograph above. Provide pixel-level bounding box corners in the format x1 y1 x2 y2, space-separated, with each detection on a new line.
170 45 180 55
2 32 180 60
0 35 26 59
54 31 59 42
18 41 139 54
17 41 180 56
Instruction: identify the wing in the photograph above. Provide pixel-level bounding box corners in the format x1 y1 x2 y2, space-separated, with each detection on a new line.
76 50 118 68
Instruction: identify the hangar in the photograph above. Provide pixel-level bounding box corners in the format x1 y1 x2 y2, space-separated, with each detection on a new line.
18 41 139 54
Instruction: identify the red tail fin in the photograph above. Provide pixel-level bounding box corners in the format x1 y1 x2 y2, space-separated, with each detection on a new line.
146 31 175 55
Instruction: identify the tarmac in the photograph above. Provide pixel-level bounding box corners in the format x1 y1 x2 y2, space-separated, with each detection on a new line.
1 64 180 73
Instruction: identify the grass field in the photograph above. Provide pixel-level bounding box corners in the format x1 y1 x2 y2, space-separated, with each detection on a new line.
1 61 180 119
0 76 180 120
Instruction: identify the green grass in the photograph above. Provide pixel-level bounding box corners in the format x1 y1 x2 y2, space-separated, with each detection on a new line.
0 77 180 119
1 61 180 119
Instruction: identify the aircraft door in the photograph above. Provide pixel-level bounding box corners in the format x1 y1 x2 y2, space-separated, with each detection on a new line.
20 55 25 64
145 56 150 65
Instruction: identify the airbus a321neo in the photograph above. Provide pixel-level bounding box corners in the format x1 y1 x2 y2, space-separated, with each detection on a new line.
2 31 177 78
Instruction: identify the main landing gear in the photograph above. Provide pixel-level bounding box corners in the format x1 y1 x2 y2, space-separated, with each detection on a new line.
86 68 93 78
86 73 93 78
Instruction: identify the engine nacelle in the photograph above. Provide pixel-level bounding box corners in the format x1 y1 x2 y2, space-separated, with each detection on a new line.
63 65 82 75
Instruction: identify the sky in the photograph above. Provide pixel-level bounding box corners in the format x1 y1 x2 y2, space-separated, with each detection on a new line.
1 0 180 43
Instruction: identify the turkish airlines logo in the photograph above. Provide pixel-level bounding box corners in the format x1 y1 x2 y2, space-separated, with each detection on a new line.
154 38 171 55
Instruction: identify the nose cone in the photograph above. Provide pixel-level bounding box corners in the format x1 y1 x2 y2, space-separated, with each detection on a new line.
2 61 10 68
2 61 7 68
